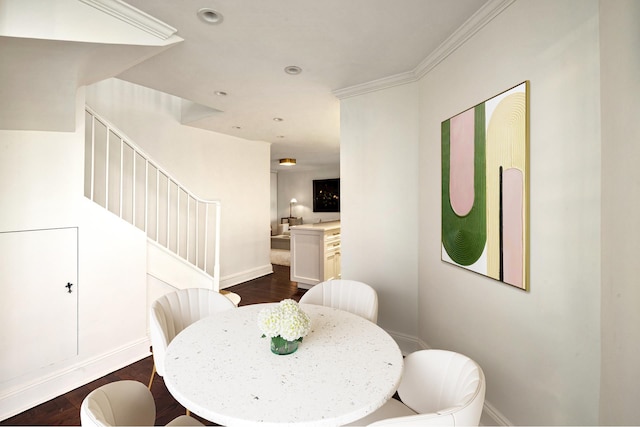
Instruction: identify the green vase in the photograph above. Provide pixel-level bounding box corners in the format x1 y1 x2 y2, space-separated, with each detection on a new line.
270 336 299 355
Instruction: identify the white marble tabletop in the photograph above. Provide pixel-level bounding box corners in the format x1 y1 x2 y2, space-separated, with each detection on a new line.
163 303 403 427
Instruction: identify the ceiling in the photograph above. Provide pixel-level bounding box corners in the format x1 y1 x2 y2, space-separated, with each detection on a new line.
1 0 493 171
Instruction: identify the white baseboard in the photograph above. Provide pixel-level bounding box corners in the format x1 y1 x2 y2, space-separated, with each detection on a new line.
0 338 150 422
385 331 511 427
387 329 429 356
219 264 273 289
481 400 512 426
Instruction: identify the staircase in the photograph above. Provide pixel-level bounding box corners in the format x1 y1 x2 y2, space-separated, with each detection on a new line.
83 107 220 290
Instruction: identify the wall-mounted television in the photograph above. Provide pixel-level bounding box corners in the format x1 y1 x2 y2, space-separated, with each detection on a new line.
313 178 340 212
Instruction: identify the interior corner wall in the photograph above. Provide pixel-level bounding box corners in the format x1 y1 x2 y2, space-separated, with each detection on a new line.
276 166 341 225
85 79 272 287
598 0 640 424
341 0 603 424
340 82 420 342
418 0 601 424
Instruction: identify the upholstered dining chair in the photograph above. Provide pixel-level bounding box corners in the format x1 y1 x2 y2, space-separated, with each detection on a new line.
148 288 237 388
299 279 379 323
80 380 203 426
347 349 486 426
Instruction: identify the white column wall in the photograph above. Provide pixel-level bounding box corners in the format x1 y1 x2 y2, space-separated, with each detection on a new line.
340 82 420 345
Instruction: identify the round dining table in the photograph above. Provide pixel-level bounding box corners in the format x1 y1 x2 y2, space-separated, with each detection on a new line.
163 303 403 427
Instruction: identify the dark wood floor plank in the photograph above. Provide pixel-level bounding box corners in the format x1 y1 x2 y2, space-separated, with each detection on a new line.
234 264 305 306
0 264 299 426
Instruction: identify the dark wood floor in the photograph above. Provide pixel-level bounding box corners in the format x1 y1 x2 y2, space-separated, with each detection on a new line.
1 264 303 426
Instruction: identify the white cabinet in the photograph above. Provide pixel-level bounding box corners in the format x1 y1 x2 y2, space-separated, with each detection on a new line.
323 230 341 282
290 221 340 289
0 228 78 382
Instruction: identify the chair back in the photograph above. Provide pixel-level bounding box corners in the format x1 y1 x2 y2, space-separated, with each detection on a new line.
299 279 378 323
80 380 155 426
150 288 236 377
395 349 485 426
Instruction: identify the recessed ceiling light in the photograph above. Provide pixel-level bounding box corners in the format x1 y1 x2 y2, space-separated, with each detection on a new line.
214 91 227 96
284 65 302 75
273 117 284 122
232 126 241 130
197 8 224 24
277 135 285 138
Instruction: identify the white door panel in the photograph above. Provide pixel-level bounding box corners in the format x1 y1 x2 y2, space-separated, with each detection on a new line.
0 228 78 382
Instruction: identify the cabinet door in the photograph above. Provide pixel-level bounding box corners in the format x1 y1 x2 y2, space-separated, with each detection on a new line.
0 228 78 382
324 234 341 281
324 251 337 280
291 232 323 285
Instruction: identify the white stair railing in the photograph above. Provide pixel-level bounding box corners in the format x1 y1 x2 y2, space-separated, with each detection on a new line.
83 107 221 290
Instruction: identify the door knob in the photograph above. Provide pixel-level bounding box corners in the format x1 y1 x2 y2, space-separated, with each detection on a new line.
66 282 74 293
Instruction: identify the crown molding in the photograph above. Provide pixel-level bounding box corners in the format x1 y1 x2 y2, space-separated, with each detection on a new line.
332 70 417 100
333 0 516 100
414 0 516 79
78 0 178 40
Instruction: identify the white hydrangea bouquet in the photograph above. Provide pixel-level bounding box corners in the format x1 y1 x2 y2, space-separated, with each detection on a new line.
258 299 311 355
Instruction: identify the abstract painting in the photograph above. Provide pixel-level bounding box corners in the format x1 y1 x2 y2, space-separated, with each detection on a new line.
441 81 529 290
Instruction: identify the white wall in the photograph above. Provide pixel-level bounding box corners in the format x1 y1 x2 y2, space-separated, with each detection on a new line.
420 1 602 424
276 167 341 225
341 0 605 424
0 79 274 419
599 0 640 424
0 89 149 420
340 82 420 348
85 79 273 287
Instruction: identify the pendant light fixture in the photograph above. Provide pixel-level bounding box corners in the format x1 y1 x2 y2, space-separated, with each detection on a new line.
279 158 296 166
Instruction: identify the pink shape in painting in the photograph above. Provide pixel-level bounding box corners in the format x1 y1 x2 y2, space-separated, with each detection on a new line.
502 168 523 287
449 108 475 216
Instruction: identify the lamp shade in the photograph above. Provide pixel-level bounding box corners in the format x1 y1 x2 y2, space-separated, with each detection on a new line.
279 158 296 166
289 198 297 217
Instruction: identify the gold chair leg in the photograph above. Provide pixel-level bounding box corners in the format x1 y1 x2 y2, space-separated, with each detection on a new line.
186 409 191 416
148 363 156 389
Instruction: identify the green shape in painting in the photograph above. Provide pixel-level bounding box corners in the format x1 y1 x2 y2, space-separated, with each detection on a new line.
441 105 486 266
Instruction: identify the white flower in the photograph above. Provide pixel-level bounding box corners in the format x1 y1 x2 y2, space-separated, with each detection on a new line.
258 299 311 341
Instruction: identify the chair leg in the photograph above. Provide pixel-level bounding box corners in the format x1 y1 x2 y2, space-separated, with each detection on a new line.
186 409 191 416
148 363 156 389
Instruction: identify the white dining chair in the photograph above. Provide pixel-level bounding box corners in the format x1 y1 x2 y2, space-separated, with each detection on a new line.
299 279 378 323
80 380 203 426
148 287 237 388
347 349 485 426
220 289 241 306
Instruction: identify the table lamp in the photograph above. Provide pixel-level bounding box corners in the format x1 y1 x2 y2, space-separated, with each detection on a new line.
289 198 297 217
